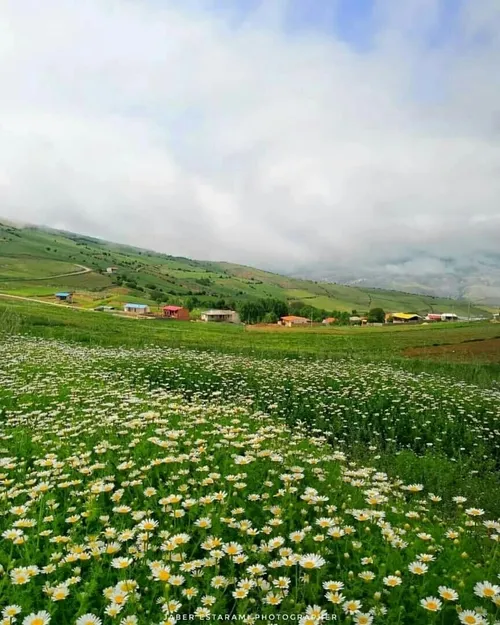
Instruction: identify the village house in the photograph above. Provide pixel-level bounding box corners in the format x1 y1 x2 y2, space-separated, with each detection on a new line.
425 313 443 322
55 292 73 303
279 315 310 328
349 315 362 325
441 313 458 321
106 266 118 274
162 305 190 321
322 317 337 325
201 309 240 323
123 303 150 315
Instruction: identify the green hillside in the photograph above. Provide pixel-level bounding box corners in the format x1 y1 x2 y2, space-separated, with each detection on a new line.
0 220 490 317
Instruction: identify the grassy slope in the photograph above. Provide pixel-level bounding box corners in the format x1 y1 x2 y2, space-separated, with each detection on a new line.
0 220 490 316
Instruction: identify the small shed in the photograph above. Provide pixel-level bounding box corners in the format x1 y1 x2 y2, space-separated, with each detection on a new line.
55 292 73 303
163 305 190 321
123 303 150 315
106 266 118 274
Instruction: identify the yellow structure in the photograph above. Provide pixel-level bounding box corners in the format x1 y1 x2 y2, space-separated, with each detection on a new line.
391 312 422 323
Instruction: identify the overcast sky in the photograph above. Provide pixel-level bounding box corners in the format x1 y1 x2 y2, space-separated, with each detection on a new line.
0 0 499 273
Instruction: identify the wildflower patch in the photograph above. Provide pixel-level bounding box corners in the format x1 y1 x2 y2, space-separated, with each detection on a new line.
0 337 499 625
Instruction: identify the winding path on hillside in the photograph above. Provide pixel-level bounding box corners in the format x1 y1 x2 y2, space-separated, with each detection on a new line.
0 292 146 319
0 264 92 282
0 292 97 311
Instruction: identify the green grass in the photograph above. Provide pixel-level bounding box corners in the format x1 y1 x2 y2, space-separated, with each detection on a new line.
0 276 499 623
0 257 78 280
1 298 499 386
0 331 499 624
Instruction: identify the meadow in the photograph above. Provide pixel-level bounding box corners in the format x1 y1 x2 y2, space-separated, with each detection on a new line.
1 297 499 385
0 301 499 625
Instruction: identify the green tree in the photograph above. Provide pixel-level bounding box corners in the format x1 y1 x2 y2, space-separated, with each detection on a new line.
367 307 385 323
185 296 199 311
267 299 288 319
263 311 278 324
238 300 265 324
151 291 164 305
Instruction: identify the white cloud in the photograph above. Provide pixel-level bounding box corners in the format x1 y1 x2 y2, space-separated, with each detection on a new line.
0 0 498 273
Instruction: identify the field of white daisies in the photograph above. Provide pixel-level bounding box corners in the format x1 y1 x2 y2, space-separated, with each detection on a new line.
0 336 499 625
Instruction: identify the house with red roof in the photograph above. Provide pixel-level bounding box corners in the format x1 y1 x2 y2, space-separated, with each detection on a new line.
162 305 190 321
279 315 310 328
322 317 337 325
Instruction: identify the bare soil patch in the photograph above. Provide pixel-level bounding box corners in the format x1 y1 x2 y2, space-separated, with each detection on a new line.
404 337 500 363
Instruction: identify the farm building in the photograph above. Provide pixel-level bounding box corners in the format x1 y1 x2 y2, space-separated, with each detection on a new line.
279 315 310 328
162 305 190 320
391 313 422 323
201 310 240 323
349 316 362 324
425 313 458 322
106 266 118 274
55 292 73 302
425 313 443 322
123 303 150 315
322 317 337 325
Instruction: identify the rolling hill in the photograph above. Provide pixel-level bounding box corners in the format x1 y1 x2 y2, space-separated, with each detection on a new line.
0 219 491 318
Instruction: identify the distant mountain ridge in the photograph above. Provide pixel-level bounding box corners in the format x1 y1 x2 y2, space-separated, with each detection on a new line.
291 254 500 308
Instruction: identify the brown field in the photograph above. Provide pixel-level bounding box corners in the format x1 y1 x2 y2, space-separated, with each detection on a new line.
404 337 500 363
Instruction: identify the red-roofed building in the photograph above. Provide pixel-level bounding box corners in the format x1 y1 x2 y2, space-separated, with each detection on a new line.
162 305 190 321
322 317 337 325
279 315 310 327
425 313 443 322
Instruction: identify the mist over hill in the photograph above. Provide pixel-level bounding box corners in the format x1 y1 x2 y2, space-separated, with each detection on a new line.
291 253 500 307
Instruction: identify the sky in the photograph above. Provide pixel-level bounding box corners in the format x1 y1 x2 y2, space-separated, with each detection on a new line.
0 0 499 275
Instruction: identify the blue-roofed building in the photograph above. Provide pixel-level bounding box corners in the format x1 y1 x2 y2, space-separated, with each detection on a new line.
123 303 150 315
55 292 73 302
